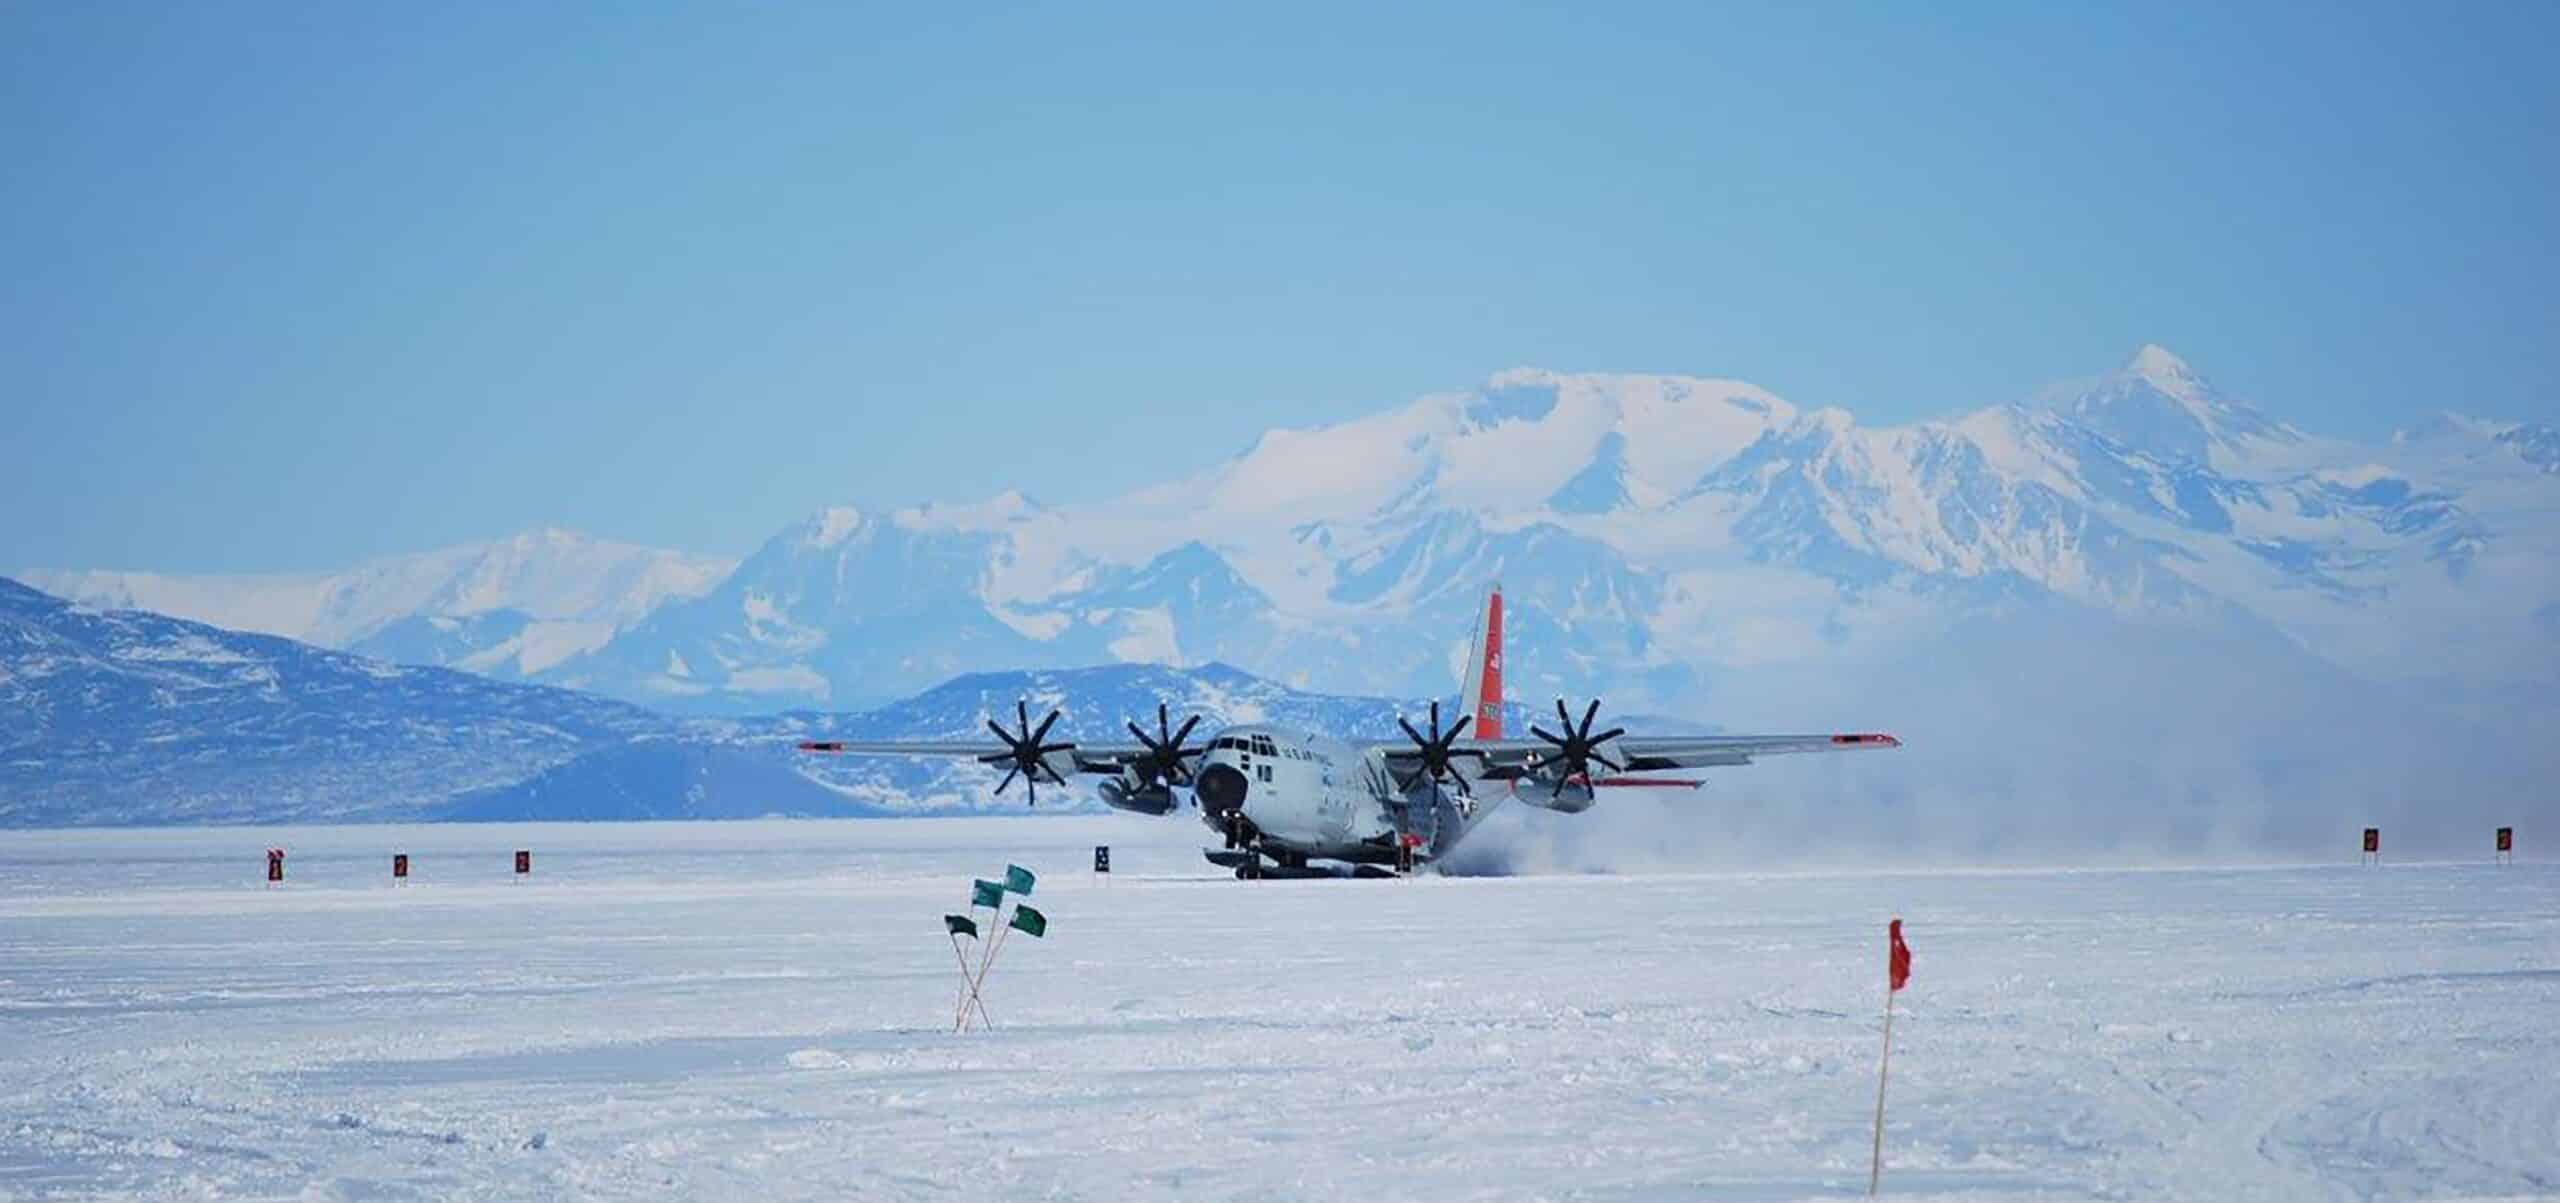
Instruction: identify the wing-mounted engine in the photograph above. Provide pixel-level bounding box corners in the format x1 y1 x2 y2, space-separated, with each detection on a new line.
1518 697 1622 814
1095 777 1177 815
1093 703 1205 816
1519 776 1597 814
1393 700 1476 797
979 701 1079 806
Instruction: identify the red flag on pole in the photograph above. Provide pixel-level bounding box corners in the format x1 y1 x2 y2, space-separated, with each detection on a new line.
1871 917 1912 1195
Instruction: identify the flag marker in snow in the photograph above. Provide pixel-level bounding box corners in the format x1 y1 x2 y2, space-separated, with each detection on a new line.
944 915 991 1029
515 849 531 879
953 866 1049 1033
265 847 285 886
2496 826 2513 865
1094 845 1110 877
954 878 1005 1030
392 853 408 883
1869 917 1912 1197
2362 827 2380 865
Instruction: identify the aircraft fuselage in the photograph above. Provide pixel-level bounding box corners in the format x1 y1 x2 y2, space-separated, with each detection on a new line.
1191 724 1420 867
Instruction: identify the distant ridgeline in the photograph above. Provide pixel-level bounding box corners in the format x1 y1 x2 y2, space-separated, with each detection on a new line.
0 577 1559 827
9 350 2554 848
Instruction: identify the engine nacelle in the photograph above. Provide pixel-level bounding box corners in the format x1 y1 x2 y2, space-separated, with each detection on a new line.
1098 774 1179 816
1517 775 1596 814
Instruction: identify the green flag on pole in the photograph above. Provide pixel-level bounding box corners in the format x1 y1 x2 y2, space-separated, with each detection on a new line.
1004 864 1036 896
944 914 978 939
1009 905 1048 938
971 879 1004 909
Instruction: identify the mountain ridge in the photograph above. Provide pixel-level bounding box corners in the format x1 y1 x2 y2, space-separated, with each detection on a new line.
26 348 2560 719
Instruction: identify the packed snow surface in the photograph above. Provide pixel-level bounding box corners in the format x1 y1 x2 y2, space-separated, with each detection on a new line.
1 819 2554 1201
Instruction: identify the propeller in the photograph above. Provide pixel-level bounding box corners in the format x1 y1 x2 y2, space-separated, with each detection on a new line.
978 699 1075 806
1529 697 1625 799
1126 702 1206 790
1394 699 1475 794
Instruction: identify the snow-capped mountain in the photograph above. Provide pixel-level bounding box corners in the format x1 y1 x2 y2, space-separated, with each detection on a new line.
26 529 734 678
0 577 669 826
502 346 2555 715
32 347 2557 729
0 576 1552 826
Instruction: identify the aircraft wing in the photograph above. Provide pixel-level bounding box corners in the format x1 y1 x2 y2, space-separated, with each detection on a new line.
795 739 1160 775
1377 732 1901 774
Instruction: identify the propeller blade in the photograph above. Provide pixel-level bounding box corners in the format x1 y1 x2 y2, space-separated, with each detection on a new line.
1444 714 1473 742
976 751 1012 764
986 719 1013 744
995 768 1020 795
1398 716 1428 746
1529 724 1562 746
1127 721 1153 747
1172 714 1200 747
1557 697 1573 728
1593 726 1626 745
1031 708 1062 744
1581 697 1602 733
1427 700 1442 742
1017 699 1030 734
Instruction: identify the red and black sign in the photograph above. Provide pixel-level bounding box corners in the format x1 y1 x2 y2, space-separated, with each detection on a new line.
2497 827 2514 853
514 849 531 876
1093 845 1110 874
265 847 285 883
2362 827 2380 855
392 853 409 879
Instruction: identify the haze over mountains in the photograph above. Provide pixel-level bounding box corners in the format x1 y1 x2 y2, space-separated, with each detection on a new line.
0 576 1526 829
30 530 733 680
35 346 2557 709
15 346 2557 847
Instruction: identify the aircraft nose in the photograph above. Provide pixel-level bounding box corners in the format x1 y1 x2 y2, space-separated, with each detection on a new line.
1195 764 1249 816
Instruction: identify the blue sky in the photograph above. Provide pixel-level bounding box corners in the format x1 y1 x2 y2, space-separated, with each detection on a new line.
5 1 2554 571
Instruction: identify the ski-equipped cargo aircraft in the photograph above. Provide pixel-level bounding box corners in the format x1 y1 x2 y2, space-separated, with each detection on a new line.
800 586 1899 878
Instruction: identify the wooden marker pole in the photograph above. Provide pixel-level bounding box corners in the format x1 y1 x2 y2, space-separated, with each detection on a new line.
958 919 1010 1033
1869 985 1897 1196
1869 918 1912 1197
948 932 991 1031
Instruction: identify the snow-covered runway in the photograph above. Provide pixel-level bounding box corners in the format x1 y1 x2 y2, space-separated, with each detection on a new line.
3 819 2554 1201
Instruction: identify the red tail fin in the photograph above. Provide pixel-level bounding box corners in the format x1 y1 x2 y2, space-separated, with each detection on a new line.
1459 585 1503 740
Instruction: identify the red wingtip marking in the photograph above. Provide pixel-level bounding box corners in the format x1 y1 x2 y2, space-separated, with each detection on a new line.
797 741 846 753
1830 733 1902 748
